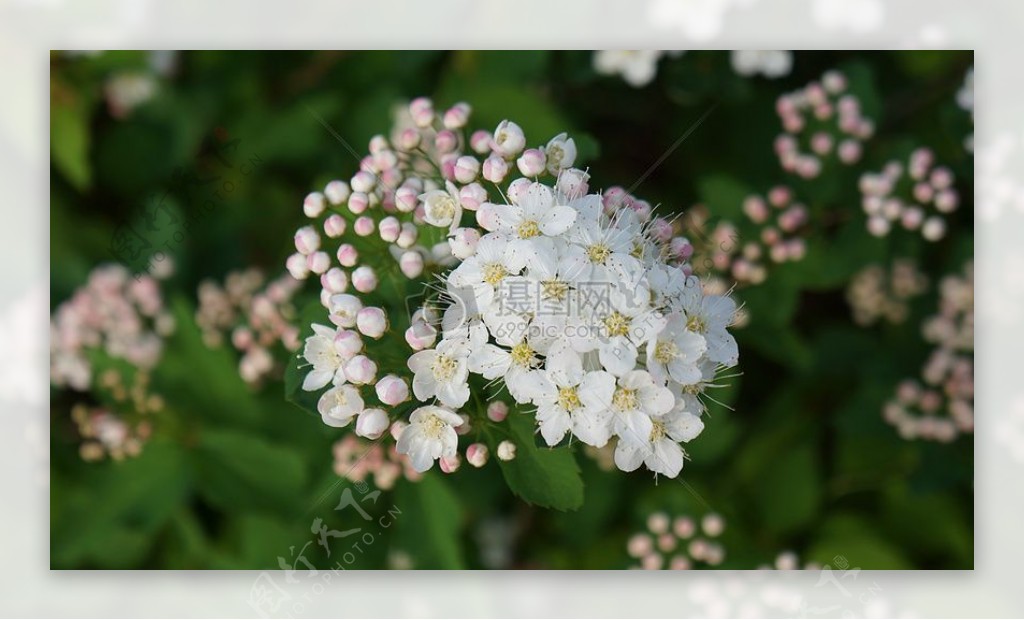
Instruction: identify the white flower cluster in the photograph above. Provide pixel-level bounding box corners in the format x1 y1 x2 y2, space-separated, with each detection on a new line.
292 96 738 479
417 178 739 478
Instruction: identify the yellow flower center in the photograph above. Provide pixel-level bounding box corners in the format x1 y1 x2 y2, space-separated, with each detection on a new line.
483 263 508 286
431 354 458 382
557 386 581 411
517 220 541 239
686 314 708 334
587 243 611 265
510 342 535 367
612 387 639 411
433 196 456 220
421 413 446 438
649 418 667 442
541 279 569 300
654 341 678 364
603 311 631 338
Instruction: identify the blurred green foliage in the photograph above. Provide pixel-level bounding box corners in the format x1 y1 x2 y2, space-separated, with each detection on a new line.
51 50 972 569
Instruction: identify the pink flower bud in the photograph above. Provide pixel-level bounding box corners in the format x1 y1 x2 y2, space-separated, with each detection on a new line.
397 128 421 151
351 171 376 193
837 139 861 164
336 244 358 267
434 129 458 154
649 217 673 243
405 321 437 351
900 206 924 230
556 168 589 197
334 329 363 358
935 190 958 213
395 186 418 213
701 513 725 537
356 306 387 339
482 155 509 183
822 70 847 93
303 192 326 218
399 251 424 278
321 267 349 293
867 215 891 237
352 266 378 293
377 216 400 243
294 226 320 255
355 407 389 440
449 227 480 259
324 180 351 205
492 120 526 157
458 183 487 212
348 192 369 214
454 156 480 183
375 375 409 406
344 355 377 385
409 97 434 128
324 214 347 238
442 102 471 129
470 130 491 154
231 326 253 350
354 216 375 237
913 182 934 204
306 251 330 274
496 440 516 461
516 148 547 177
439 454 461 473
397 223 419 248
810 132 833 156
743 196 769 223
486 400 508 422
466 443 489 468
670 237 693 261
922 216 946 241
286 252 310 279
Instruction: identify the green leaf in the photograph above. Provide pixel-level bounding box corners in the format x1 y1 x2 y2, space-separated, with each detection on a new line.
493 412 584 511
393 473 465 569
51 94 92 190
807 513 911 569
194 428 307 514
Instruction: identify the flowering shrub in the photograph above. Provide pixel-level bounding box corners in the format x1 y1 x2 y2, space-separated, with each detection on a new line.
285 97 740 507
50 50 973 570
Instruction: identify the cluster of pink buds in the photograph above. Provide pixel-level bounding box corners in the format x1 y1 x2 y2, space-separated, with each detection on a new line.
846 260 929 326
774 70 873 178
50 263 175 392
883 262 973 442
196 268 302 386
626 511 727 570
859 148 959 241
331 433 421 491
72 403 152 462
684 188 807 287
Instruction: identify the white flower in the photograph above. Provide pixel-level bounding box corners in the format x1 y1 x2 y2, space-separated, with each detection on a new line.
468 330 543 404
678 282 739 367
492 182 577 271
396 405 463 472
600 370 675 449
355 407 389 439
646 311 707 385
565 215 641 284
593 50 664 87
585 277 666 376
329 294 362 328
613 407 704 478
492 120 526 158
448 233 520 314
545 133 577 174
526 350 618 447
301 324 347 391
731 50 793 78
317 384 364 427
408 337 471 408
420 181 462 230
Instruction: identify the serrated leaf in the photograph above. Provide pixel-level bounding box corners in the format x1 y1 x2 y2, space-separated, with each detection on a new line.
493 412 584 511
